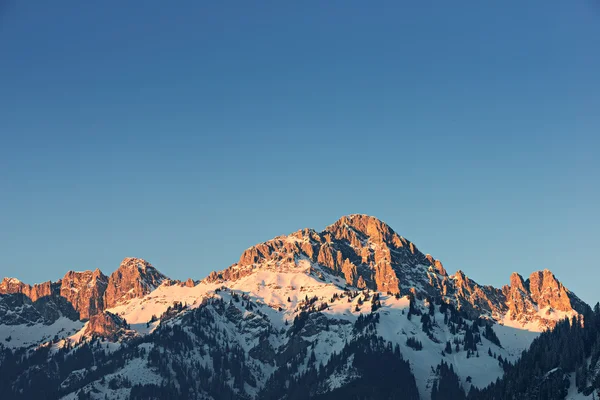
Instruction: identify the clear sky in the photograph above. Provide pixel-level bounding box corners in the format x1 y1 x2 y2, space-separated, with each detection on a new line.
1 1 599 304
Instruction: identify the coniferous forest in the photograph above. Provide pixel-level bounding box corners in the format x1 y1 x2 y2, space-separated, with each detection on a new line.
469 303 600 400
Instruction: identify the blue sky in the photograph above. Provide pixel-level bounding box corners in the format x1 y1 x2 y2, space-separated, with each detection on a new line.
1 1 599 304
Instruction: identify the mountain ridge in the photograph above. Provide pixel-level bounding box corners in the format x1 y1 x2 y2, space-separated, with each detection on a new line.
0 215 586 329
0 257 167 321
0 214 592 399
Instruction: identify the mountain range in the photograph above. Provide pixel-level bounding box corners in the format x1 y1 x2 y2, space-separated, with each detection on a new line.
0 214 596 399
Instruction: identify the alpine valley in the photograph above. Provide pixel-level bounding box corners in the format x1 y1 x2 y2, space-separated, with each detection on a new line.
1 215 599 400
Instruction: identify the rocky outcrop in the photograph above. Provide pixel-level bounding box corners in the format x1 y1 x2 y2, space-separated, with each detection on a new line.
60 269 108 320
84 311 131 341
502 273 537 321
497 269 588 328
2 259 166 321
0 277 80 322
528 269 585 312
182 278 196 288
103 258 166 309
0 278 60 302
444 267 586 328
447 270 508 319
1 270 109 321
324 215 440 295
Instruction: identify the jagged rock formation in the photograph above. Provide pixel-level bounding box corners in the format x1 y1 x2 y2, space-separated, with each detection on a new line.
446 270 507 320
528 269 586 312
499 269 588 328
60 269 108 320
103 258 166 309
0 278 59 302
183 278 196 287
83 311 132 341
1 258 165 321
207 214 446 297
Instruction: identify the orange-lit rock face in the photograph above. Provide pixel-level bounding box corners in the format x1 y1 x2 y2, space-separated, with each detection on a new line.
0 278 58 302
60 269 108 320
103 258 166 309
2 258 167 321
184 278 195 288
528 269 576 312
84 311 130 341
207 214 445 296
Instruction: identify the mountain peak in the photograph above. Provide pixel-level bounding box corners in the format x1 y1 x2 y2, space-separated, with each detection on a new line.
509 272 527 292
326 214 395 241
118 257 155 272
207 214 445 297
103 258 166 309
330 213 385 224
0 277 23 290
527 269 585 313
324 214 414 255
0 277 58 302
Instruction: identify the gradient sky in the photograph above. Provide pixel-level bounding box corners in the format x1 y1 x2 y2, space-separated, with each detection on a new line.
1 1 599 304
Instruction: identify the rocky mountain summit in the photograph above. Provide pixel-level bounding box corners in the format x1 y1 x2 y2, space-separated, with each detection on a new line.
103 257 166 309
207 214 446 295
208 214 584 328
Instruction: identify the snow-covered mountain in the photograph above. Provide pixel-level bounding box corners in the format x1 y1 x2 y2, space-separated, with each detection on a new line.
0 215 591 400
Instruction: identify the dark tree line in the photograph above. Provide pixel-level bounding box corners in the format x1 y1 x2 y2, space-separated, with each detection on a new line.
432 360 467 400
260 334 419 400
470 303 600 400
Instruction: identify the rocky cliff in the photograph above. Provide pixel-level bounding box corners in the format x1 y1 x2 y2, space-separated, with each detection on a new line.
103 257 166 309
207 214 446 296
0 277 60 302
1 258 165 321
83 311 132 341
60 269 108 320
